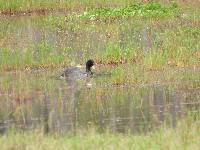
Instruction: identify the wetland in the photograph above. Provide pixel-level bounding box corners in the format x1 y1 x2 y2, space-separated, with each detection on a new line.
0 0 200 149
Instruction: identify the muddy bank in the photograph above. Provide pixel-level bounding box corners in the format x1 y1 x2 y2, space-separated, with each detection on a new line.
0 8 69 17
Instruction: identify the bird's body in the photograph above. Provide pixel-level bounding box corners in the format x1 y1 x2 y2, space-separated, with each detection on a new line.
60 66 87 80
60 59 94 80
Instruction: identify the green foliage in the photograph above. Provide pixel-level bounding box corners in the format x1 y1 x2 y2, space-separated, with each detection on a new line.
0 2 199 148
111 66 125 82
0 0 135 12
183 27 200 34
143 50 168 68
81 2 178 19
44 15 66 28
0 41 70 70
0 0 64 10
0 120 200 150
104 43 132 60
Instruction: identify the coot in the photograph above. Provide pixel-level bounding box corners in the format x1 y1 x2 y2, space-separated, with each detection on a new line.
60 59 94 80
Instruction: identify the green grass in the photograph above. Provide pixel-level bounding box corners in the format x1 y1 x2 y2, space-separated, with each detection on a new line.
80 2 178 20
0 0 63 10
0 120 200 150
0 38 198 71
0 9 199 94
0 42 71 71
44 2 178 26
0 0 199 13
183 27 200 34
0 1 199 72
0 1 200 145
0 0 133 13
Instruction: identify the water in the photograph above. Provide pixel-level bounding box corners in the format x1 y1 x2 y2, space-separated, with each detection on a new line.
0 71 199 134
0 14 199 135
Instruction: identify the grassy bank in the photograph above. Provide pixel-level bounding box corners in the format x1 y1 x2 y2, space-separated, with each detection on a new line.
0 1 199 90
0 120 200 150
0 1 199 71
0 0 199 16
0 0 199 10
0 0 136 15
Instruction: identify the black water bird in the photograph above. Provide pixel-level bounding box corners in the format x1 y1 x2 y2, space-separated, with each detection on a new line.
60 59 94 80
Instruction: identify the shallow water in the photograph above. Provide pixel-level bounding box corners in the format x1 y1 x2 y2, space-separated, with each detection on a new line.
0 70 199 134
0 14 200 134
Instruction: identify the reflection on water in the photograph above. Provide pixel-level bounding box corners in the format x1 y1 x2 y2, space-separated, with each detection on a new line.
0 76 199 134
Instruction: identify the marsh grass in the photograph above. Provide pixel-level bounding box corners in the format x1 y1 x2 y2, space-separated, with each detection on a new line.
0 0 67 11
0 41 71 71
41 6 199 71
0 0 134 13
0 1 199 71
1 33 198 71
183 27 200 34
0 119 200 150
0 0 200 141
81 2 178 20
